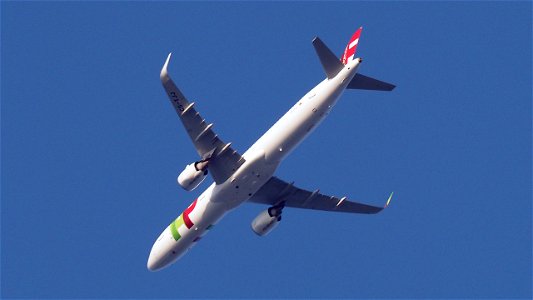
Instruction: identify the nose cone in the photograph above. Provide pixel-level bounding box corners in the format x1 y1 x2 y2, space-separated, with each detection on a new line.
147 229 171 272
147 250 164 272
147 239 166 271
147 226 183 271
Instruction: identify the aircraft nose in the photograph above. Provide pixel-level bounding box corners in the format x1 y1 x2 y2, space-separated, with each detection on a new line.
147 250 159 271
147 242 170 272
147 234 166 271
147 227 177 271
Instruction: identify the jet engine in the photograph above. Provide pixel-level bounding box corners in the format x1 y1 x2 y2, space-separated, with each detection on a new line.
177 160 208 191
251 204 284 236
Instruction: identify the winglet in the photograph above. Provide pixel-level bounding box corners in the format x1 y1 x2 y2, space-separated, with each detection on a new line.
385 192 394 208
160 53 172 81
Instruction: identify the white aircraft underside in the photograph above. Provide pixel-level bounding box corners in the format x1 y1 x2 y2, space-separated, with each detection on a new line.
147 27 395 271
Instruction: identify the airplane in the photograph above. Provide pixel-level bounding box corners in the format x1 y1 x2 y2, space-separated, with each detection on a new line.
147 27 395 271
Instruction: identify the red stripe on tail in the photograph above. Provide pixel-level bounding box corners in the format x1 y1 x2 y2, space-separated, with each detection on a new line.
341 27 362 65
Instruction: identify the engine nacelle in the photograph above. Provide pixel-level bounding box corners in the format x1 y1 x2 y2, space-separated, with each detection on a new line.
177 162 208 191
251 206 283 236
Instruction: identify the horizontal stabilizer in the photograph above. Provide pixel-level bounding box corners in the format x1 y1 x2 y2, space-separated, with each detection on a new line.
312 37 344 79
347 73 396 91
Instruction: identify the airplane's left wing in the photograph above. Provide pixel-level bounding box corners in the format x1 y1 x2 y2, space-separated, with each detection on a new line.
160 53 245 184
248 176 392 214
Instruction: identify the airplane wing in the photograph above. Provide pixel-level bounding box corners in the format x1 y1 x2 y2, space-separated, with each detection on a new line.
248 176 392 214
160 53 245 184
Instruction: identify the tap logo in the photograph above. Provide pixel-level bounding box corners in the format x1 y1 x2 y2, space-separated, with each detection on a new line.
169 199 197 241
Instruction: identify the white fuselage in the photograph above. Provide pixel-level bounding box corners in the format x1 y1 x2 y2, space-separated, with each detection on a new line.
147 59 361 271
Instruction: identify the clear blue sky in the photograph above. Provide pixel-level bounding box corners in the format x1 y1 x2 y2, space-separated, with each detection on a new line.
2 1 531 298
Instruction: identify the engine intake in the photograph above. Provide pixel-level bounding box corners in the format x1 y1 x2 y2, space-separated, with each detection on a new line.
251 203 284 236
177 161 208 191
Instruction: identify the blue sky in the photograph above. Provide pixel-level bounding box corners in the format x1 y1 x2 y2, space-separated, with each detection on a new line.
2 1 531 298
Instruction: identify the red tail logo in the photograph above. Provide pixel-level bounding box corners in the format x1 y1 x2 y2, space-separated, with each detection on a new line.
341 27 362 65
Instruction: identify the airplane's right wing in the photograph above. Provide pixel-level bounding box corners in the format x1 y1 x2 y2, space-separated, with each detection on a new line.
160 53 245 184
248 176 392 214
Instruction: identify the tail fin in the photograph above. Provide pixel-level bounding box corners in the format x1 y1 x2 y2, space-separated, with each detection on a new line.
341 27 362 65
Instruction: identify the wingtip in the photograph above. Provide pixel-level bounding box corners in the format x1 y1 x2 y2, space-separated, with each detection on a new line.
385 192 393 208
160 52 172 81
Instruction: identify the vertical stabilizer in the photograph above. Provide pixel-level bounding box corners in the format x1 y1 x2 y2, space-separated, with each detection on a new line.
341 27 362 65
